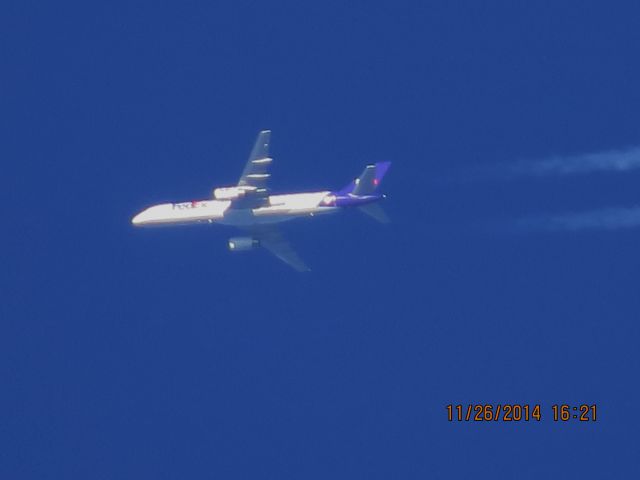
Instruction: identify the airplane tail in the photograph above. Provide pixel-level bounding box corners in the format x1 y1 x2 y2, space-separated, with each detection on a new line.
337 161 391 196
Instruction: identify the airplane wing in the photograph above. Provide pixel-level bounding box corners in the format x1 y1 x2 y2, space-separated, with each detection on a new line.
250 226 310 272
238 130 272 190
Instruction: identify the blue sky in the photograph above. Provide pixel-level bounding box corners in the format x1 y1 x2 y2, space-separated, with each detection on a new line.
2 1 640 478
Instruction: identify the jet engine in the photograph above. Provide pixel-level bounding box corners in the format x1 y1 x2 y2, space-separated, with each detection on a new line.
228 237 259 251
214 186 247 201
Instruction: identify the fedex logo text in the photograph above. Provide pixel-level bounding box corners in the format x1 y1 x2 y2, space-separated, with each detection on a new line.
173 201 207 210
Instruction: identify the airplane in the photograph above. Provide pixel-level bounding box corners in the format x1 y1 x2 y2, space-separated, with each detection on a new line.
131 130 391 271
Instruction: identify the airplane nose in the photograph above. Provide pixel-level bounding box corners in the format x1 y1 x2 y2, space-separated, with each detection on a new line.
131 212 144 225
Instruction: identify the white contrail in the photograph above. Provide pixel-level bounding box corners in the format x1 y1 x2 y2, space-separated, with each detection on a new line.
508 146 640 177
515 206 640 232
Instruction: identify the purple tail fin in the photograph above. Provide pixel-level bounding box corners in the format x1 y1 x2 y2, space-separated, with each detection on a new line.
338 161 391 196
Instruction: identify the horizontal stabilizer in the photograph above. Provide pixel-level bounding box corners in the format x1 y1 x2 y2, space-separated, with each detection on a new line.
358 203 390 224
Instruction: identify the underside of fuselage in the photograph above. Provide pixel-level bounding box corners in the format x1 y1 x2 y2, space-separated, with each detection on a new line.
217 206 338 226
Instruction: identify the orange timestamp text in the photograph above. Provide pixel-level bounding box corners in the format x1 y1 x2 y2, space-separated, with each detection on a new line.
446 404 597 422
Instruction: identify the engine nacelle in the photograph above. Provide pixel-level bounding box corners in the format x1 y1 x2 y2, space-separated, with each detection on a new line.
214 186 247 201
228 237 259 252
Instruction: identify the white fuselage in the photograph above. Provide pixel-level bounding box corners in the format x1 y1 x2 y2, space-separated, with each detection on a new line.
131 191 339 227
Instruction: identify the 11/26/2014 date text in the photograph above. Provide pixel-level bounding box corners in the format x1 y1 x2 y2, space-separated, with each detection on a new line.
446 404 597 422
